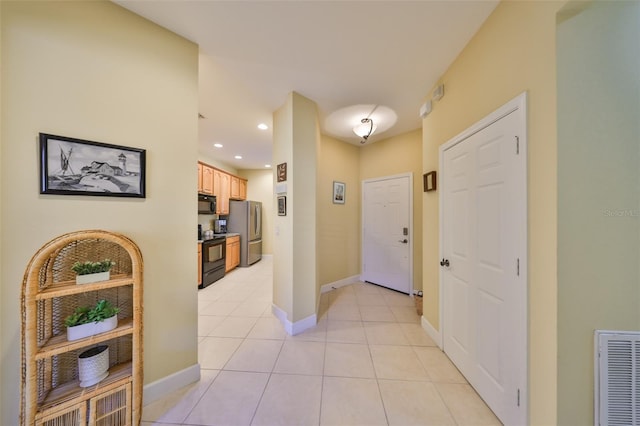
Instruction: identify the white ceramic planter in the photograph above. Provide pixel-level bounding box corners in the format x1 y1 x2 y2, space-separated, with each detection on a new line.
67 314 118 341
75 271 110 285
78 345 109 388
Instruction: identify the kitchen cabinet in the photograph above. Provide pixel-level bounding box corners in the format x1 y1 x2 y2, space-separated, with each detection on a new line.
225 235 240 272
20 230 143 426
202 164 214 195
213 169 230 215
239 179 247 200
230 176 240 199
198 243 202 286
197 163 203 193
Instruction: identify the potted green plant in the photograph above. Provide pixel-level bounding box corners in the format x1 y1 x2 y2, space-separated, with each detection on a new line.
65 299 119 341
72 259 115 284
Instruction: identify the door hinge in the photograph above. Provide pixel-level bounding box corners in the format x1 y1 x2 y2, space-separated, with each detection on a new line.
515 136 520 155
517 258 520 276
517 388 520 407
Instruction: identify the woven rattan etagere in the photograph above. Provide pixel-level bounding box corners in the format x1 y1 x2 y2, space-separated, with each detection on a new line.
21 230 143 426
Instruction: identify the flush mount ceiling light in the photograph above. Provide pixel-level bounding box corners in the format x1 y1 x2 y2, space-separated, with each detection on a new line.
213 143 223 148
257 123 269 130
324 104 397 146
353 105 379 144
234 155 243 159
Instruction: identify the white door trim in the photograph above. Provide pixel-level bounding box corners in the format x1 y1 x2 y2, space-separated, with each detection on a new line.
438 92 528 424
361 172 414 295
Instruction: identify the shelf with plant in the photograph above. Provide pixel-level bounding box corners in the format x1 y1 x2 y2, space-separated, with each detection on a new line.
72 258 115 285
36 275 134 300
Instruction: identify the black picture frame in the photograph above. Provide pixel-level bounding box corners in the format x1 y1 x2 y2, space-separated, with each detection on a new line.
277 195 286 216
39 133 146 198
423 171 437 192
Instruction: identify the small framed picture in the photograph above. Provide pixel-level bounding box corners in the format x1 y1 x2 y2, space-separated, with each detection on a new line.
39 133 146 198
333 181 345 204
423 171 437 192
277 162 287 182
277 195 286 216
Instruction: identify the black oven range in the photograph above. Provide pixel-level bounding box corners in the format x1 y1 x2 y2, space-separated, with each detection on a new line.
200 235 226 289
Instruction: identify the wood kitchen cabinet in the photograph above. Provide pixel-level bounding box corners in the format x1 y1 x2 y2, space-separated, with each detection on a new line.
197 163 203 193
230 176 240 199
213 169 230 215
202 164 214 195
225 235 240 272
239 179 247 200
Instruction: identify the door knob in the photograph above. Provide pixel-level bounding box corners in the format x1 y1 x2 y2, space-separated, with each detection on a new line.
398 239 408 244
440 258 450 267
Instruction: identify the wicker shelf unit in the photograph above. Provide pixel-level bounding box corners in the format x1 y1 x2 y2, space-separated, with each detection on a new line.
21 230 143 426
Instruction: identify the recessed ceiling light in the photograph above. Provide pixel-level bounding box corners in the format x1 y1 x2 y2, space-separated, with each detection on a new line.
257 123 268 130
265 164 271 168
213 143 223 148
234 155 242 159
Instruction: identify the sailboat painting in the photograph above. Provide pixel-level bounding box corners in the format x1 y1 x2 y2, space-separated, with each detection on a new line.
39 133 146 198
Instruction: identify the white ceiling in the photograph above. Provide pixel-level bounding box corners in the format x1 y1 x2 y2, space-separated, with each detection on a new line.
116 1 498 170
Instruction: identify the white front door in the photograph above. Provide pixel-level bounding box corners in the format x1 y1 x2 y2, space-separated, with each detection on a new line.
362 174 412 294
441 94 527 425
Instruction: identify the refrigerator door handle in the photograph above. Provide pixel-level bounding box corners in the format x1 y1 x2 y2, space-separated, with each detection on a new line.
255 204 261 238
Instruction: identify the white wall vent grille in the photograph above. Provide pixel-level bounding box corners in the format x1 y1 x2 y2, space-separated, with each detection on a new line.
595 330 640 426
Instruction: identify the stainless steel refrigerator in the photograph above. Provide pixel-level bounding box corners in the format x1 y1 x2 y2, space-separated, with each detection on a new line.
228 200 262 266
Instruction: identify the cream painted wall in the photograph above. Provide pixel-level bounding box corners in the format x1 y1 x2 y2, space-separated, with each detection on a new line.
557 2 640 424
0 2 198 423
360 129 423 292
238 169 274 255
421 2 562 424
317 135 360 286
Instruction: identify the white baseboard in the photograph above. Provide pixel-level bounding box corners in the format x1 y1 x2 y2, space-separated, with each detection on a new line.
261 254 273 259
272 304 317 335
421 316 442 349
143 363 201 406
320 275 361 294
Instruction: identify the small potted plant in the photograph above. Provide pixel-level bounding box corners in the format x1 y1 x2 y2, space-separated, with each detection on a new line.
64 299 119 341
72 259 115 285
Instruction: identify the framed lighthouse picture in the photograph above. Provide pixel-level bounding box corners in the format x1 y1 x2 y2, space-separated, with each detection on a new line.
39 133 146 198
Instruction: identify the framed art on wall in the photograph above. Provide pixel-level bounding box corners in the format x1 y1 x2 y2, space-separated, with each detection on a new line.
39 133 146 198
333 181 345 204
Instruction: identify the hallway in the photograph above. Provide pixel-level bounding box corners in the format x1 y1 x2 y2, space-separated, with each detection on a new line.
142 257 500 425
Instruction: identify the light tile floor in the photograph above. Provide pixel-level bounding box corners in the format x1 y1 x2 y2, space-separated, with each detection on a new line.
142 257 501 426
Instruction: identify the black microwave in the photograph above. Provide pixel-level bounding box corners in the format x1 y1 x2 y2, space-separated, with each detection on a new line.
198 194 216 214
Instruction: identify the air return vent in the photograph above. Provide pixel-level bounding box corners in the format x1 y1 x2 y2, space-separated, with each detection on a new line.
595 330 640 426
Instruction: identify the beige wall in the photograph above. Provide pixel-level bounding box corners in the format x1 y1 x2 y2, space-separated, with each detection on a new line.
238 169 274 254
421 2 562 424
317 135 361 286
0 2 199 423
557 2 640 424
360 129 423 291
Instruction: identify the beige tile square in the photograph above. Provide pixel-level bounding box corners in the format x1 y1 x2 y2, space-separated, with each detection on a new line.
320 377 387 426
273 340 325 375
324 342 375 378
364 322 411 345
230 300 270 317
328 291 358 307
414 347 467 383
436 383 501 425
379 380 456 426
198 336 242 369
199 300 241 316
359 304 397 322
252 374 322 426
390 305 421 323
198 315 225 337
224 339 283 372
209 316 258 338
185 371 269 426
400 322 437 346
326 320 366 344
351 281 382 295
142 369 219 423
355 293 387 306
369 344 430 381
247 317 288 340
327 303 362 321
